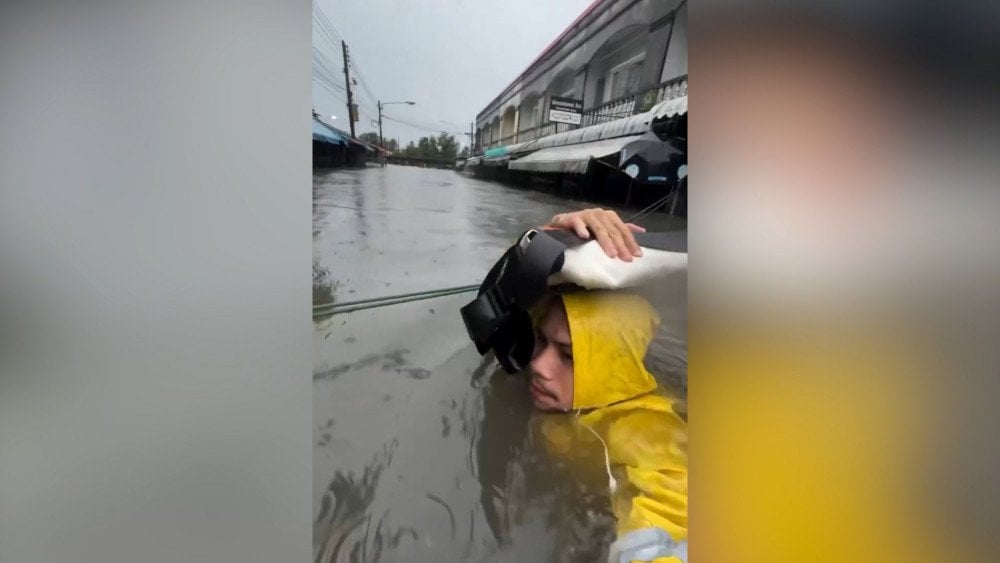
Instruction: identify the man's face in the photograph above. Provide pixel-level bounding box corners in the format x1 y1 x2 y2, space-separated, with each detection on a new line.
528 300 574 412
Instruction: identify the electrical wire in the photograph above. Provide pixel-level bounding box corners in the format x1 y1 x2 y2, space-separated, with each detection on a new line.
312 49 343 81
577 409 619 493
311 4 343 47
382 115 465 136
312 70 344 93
312 284 480 317
311 190 676 318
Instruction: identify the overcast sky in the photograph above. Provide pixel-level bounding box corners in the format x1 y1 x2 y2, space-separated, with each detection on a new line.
313 0 594 148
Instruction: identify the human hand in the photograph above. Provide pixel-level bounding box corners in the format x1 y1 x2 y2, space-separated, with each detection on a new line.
545 208 645 261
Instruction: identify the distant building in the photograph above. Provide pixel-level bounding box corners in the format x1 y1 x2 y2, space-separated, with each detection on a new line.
313 116 375 168
475 0 687 153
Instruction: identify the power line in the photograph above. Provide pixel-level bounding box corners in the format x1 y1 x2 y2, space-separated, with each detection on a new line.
311 5 342 48
313 3 409 142
312 73 345 96
312 66 344 93
383 113 466 134
382 115 465 136
313 80 343 100
312 48 342 82
312 22 340 50
348 55 380 108
312 4 344 45
311 6 377 139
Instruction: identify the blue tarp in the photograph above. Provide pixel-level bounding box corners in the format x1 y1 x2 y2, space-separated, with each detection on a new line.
312 119 348 145
483 146 509 158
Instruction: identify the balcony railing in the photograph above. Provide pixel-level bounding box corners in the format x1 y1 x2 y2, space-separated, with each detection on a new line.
651 76 688 106
478 76 686 150
509 122 556 145
582 74 687 127
582 96 636 127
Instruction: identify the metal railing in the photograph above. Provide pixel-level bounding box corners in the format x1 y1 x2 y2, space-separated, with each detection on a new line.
510 122 556 145
582 95 637 127
651 76 688 106
581 74 687 127
478 75 687 149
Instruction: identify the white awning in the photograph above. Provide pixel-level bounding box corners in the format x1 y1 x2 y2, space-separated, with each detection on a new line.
508 135 644 174
482 156 509 167
651 95 688 119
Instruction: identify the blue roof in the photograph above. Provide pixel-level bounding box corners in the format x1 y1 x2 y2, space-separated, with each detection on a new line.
312 119 348 145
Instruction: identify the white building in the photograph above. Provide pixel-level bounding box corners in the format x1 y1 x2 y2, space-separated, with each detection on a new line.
475 0 687 152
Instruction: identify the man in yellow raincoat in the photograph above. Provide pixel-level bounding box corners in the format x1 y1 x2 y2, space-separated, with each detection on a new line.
528 289 687 563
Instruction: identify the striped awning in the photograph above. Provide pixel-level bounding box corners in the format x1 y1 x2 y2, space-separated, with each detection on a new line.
508 135 644 174
651 95 688 119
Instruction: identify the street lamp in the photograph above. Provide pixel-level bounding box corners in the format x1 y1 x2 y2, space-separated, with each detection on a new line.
377 100 415 150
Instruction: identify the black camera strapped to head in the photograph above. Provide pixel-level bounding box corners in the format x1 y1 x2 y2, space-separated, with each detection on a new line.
461 226 688 373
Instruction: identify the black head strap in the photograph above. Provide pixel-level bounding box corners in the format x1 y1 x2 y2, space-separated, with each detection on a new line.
460 230 569 357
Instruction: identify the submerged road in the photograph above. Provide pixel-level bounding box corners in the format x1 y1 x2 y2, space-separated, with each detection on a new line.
313 164 685 562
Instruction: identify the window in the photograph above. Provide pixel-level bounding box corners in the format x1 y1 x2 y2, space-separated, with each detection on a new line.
605 54 645 101
624 62 641 96
609 70 622 100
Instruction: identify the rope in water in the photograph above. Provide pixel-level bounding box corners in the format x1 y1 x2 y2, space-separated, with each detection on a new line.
312 198 677 317
312 284 480 317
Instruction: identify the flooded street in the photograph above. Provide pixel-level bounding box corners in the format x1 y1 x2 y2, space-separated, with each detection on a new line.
313 165 685 562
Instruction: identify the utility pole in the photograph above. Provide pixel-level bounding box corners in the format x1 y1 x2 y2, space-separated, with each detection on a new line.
380 101 416 165
377 101 384 149
377 101 386 167
341 40 356 138
469 122 475 156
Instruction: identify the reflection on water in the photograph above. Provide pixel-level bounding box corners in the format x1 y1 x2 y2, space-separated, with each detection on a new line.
313 166 685 562
313 442 398 563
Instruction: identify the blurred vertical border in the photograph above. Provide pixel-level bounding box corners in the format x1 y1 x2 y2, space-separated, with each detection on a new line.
690 1 1000 562
0 1 312 562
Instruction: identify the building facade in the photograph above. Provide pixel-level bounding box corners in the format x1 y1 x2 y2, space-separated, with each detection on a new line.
475 0 687 153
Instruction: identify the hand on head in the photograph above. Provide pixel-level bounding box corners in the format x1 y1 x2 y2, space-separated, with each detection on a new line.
545 208 645 262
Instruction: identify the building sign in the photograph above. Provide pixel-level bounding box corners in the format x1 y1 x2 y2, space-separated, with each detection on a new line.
548 96 583 125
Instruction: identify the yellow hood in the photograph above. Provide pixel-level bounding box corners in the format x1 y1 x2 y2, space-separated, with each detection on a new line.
561 291 661 410
538 291 687 561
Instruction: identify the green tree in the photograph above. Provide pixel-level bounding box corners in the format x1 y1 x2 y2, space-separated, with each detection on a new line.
435 133 459 162
358 132 380 146
357 132 400 152
416 136 439 159
399 135 460 160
